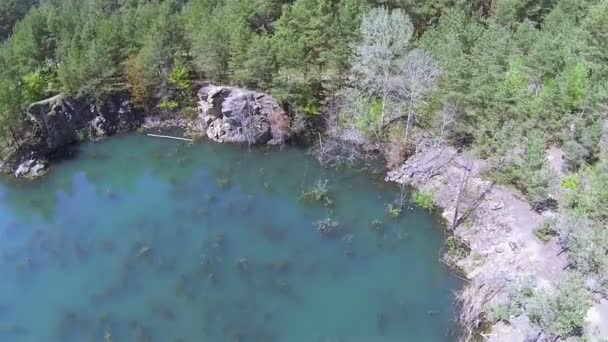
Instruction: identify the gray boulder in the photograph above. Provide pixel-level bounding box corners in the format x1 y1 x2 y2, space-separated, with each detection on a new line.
195 84 290 145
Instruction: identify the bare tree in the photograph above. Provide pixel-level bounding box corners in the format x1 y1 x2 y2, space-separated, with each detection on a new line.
391 49 441 149
352 7 413 126
451 152 495 230
435 102 460 146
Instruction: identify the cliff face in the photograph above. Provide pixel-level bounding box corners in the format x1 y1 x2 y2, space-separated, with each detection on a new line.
1 84 290 178
194 84 290 145
2 89 143 178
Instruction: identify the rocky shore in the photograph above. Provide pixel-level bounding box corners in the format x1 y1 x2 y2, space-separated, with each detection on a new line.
1 84 290 178
387 140 592 341
3 83 602 340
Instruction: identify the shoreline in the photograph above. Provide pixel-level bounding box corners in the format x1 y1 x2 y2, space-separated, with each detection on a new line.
1 87 595 341
386 139 570 341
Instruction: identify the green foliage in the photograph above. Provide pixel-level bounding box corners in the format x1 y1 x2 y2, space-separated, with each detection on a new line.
528 272 592 338
300 179 333 207
386 203 403 218
489 276 535 323
559 216 608 277
561 174 581 190
354 98 383 136
534 218 558 243
412 190 434 211
23 69 51 103
567 160 608 219
160 100 179 111
168 64 192 91
493 130 554 203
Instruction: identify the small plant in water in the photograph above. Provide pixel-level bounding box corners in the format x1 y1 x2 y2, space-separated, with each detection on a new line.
216 177 231 189
370 219 384 233
300 179 333 207
314 217 340 236
386 203 403 218
412 190 435 211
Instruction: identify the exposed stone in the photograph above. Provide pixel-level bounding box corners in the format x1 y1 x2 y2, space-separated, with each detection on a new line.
192 84 290 145
387 138 569 341
1 84 289 179
14 158 47 179
1 89 143 178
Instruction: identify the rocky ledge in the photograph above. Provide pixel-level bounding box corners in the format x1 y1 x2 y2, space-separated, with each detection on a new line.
1 89 143 179
387 139 567 341
1 84 290 179
190 84 290 145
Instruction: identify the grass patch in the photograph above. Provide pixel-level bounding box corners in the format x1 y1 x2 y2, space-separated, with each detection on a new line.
412 190 435 211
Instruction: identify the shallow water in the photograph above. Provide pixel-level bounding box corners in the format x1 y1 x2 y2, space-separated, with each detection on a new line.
0 134 460 341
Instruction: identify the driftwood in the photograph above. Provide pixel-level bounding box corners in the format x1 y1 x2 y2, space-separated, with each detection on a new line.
146 134 193 142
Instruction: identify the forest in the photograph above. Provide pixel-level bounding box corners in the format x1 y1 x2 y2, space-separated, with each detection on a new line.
1 0 608 340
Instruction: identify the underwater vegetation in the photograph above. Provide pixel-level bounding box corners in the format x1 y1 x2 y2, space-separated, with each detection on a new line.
0 134 459 341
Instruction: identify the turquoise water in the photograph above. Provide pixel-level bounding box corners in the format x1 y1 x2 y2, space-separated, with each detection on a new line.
0 134 459 341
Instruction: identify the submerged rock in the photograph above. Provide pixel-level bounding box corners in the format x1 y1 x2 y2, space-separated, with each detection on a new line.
194 84 290 145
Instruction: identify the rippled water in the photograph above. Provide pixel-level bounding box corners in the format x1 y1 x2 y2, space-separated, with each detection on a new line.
0 134 460 341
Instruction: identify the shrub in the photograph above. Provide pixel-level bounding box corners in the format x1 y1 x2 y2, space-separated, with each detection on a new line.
413 190 434 211
559 216 608 277
534 218 558 243
23 69 50 103
528 272 592 338
561 173 581 190
488 303 511 323
563 140 589 171
488 276 535 323
160 100 179 110
168 63 192 91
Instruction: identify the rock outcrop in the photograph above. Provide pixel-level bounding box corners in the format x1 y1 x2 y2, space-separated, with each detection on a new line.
387 139 568 341
194 84 290 145
1 84 289 179
1 89 143 178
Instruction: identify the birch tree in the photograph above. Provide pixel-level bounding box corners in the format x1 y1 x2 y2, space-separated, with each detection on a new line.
392 49 441 149
352 7 413 126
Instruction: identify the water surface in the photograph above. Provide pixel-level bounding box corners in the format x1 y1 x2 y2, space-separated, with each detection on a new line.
0 134 459 341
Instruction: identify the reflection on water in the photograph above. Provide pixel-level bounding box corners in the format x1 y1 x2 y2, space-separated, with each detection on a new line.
0 134 460 341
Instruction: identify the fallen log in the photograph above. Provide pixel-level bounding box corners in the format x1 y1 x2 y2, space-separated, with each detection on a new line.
146 134 193 142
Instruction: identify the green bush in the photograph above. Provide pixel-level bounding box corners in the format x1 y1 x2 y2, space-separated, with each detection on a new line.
561 174 581 190
23 69 51 103
160 100 179 111
413 190 434 211
534 218 558 243
489 276 535 323
528 272 592 338
386 203 403 218
168 64 192 91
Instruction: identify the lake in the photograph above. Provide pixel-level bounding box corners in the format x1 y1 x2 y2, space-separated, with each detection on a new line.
0 133 460 341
